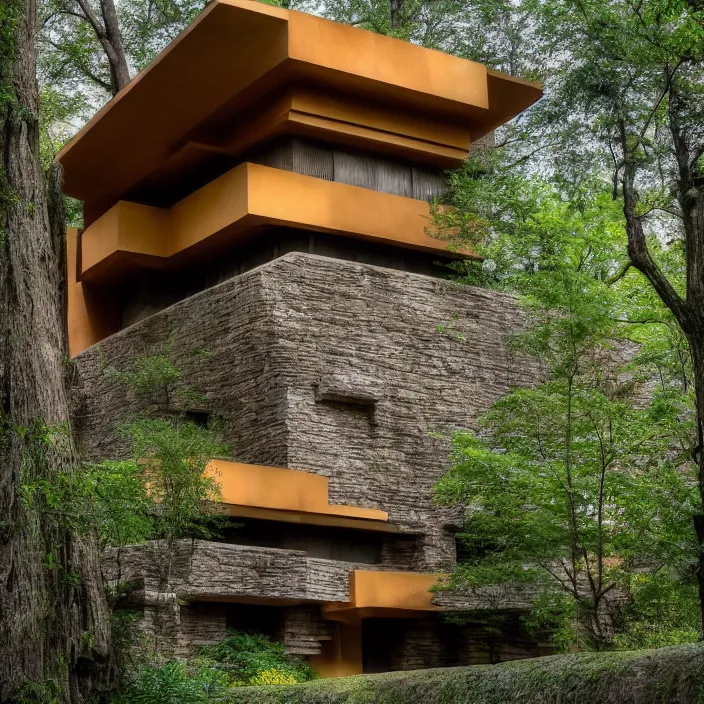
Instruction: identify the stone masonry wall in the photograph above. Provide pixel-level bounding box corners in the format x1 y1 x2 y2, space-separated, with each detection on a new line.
103 541 372 605
74 253 542 571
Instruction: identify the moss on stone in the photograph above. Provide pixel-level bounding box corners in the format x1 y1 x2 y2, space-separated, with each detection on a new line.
226 644 704 704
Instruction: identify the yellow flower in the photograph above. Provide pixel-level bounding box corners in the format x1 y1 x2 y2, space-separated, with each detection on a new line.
248 668 298 686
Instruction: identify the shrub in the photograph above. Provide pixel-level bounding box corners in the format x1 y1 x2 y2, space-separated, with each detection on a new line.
198 630 317 685
112 661 230 704
112 630 317 702
612 572 700 650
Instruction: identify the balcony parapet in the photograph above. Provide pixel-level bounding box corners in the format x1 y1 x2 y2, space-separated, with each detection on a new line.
207 460 396 532
430 580 630 613
322 570 448 623
78 163 471 285
103 541 384 605
105 542 541 624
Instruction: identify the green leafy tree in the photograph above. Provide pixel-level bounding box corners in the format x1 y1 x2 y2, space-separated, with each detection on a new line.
36 0 210 179
613 570 701 649
435 177 699 650
41 0 132 95
478 0 704 630
123 415 227 587
259 0 319 11
88 460 153 551
438 389 697 650
319 0 471 46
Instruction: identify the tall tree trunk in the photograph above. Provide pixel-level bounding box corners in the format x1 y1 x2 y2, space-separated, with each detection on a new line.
74 0 130 95
390 0 404 30
670 80 704 634
0 0 113 699
99 0 130 94
624 177 704 631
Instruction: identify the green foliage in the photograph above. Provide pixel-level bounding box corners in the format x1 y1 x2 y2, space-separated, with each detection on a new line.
118 0 204 72
111 609 143 654
64 414 225 555
108 353 182 407
198 630 317 685
319 0 472 46
249 669 299 686
39 0 206 99
15 419 92 531
520 591 578 653
225 644 704 704
0 0 22 114
112 660 228 704
613 572 701 650
112 631 316 703
436 391 697 649
12 678 66 704
86 460 153 549
89 352 229 582
122 415 227 543
38 86 86 164
257 0 319 10
10 407 225 568
435 170 699 650
37 85 86 226
108 349 212 411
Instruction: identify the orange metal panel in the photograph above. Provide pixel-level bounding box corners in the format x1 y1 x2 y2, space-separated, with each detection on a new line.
290 88 472 151
169 162 250 254
309 620 364 678
67 226 79 284
70 163 474 354
67 282 119 357
58 0 290 203
246 164 456 255
285 112 467 166
221 505 401 533
206 86 472 170
82 201 169 274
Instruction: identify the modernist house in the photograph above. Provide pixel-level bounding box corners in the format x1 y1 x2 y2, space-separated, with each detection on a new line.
59 0 543 676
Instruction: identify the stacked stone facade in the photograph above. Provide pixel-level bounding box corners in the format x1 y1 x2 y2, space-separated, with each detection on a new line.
76 252 544 668
74 253 541 562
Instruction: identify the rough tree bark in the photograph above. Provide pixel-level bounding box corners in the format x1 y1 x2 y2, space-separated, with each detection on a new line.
0 0 113 699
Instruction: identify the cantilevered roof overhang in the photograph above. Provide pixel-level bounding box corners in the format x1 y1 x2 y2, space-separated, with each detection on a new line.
57 0 542 220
